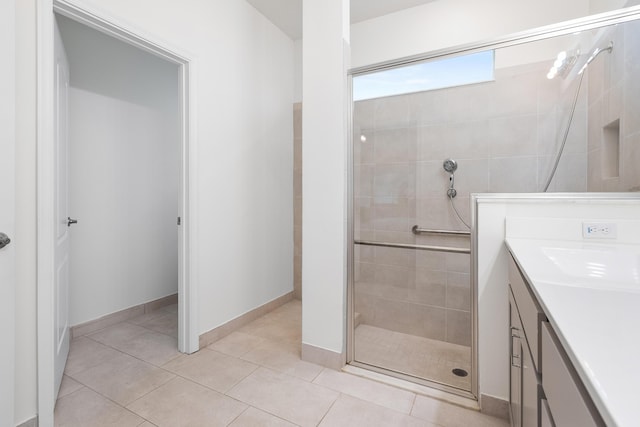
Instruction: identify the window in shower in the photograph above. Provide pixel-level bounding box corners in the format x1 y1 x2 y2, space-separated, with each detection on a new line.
353 50 494 101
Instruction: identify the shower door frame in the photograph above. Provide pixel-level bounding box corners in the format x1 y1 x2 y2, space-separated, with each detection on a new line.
346 4 640 401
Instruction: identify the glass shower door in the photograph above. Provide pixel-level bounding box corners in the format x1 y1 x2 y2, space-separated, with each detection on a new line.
351 83 473 392
349 11 640 395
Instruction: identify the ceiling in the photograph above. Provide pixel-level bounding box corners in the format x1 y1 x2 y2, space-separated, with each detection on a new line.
245 0 438 40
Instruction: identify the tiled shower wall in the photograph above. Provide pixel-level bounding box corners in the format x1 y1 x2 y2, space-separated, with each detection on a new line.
353 59 587 347
587 20 640 191
293 103 302 300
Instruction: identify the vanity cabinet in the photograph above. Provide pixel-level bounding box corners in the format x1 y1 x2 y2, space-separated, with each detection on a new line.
508 254 606 427
508 256 543 427
509 291 522 427
509 290 539 427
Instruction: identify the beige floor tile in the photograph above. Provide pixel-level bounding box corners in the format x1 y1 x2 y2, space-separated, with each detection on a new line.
54 387 144 427
109 330 181 366
161 303 178 313
313 369 416 414
239 307 301 342
57 375 84 399
227 367 339 427
128 311 178 338
127 377 247 427
318 395 433 427
411 395 509 427
239 319 299 342
64 337 122 375
229 407 296 427
128 309 170 326
162 348 258 393
70 352 175 406
208 331 268 357
262 305 302 325
241 338 323 381
88 322 148 348
58 299 495 427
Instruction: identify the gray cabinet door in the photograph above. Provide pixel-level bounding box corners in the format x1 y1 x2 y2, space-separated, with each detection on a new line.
509 290 523 427
522 340 538 427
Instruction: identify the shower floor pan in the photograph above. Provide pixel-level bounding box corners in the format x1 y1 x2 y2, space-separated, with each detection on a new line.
354 324 471 391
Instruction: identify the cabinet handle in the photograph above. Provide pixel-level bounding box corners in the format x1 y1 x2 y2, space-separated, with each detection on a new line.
511 352 521 368
511 327 522 368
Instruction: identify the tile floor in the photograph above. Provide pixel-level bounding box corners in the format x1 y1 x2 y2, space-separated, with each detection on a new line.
56 300 509 427
354 324 472 391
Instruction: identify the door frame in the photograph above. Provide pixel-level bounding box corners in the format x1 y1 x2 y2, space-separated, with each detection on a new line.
0 1 15 425
36 0 199 424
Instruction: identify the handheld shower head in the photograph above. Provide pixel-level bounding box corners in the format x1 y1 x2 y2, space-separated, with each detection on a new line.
441 158 469 228
443 158 458 173
578 41 614 75
443 158 458 198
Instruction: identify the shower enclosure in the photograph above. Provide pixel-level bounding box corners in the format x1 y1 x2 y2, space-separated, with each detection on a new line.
348 6 640 397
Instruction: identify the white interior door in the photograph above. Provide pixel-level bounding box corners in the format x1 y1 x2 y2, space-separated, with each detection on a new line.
0 1 16 424
53 18 71 399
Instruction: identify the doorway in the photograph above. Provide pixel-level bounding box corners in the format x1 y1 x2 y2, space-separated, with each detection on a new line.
56 13 181 338
37 1 198 425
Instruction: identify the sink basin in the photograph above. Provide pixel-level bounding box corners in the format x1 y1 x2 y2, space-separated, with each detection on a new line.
540 245 640 291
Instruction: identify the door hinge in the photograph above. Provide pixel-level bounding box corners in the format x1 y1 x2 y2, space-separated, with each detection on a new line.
177 216 181 226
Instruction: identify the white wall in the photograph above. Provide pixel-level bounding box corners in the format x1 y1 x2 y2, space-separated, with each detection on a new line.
350 0 591 68
590 0 637 13
294 39 303 103
14 0 295 421
1 1 16 425
58 0 294 337
475 195 640 402
301 0 350 356
57 15 180 325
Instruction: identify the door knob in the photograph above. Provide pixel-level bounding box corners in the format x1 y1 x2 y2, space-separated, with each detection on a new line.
67 217 78 227
0 232 10 249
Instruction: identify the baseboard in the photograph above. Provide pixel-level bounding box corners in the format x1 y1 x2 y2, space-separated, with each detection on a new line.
71 293 178 338
480 393 509 420
199 291 294 348
16 416 38 427
301 343 345 371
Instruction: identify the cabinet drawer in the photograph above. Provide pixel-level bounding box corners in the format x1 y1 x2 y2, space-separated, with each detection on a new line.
541 322 603 427
509 255 544 372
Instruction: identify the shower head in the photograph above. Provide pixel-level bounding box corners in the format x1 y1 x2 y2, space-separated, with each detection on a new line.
443 158 458 174
578 41 614 75
547 49 579 79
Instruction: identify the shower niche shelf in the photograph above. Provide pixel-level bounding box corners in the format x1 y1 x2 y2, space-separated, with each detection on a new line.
602 119 620 179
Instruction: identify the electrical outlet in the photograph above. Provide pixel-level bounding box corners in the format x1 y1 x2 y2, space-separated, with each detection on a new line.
582 222 617 239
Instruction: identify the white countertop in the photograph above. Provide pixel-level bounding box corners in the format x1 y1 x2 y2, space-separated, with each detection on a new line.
505 238 640 427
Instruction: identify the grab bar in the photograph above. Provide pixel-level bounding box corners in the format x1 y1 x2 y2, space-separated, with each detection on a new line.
355 240 470 254
412 225 470 236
